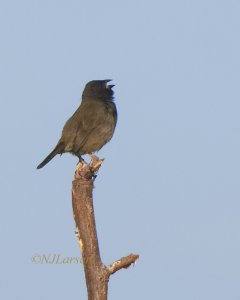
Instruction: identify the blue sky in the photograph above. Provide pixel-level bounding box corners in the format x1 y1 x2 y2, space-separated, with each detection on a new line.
1 1 240 299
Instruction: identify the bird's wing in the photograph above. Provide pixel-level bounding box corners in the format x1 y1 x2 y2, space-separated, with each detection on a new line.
61 100 107 151
76 101 109 149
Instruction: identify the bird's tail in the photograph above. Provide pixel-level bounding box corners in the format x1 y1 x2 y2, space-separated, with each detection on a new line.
36 142 64 169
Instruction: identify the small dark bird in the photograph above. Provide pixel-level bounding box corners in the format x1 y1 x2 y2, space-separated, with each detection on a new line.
37 80 117 169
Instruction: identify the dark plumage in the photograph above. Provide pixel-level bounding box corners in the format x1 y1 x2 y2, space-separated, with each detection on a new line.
37 79 117 169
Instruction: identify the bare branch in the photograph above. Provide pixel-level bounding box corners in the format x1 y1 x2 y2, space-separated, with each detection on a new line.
107 254 139 275
72 156 139 299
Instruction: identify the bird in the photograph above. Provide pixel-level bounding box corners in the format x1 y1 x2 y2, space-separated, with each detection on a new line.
37 79 117 169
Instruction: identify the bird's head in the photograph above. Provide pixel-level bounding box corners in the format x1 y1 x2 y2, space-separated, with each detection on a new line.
82 79 115 101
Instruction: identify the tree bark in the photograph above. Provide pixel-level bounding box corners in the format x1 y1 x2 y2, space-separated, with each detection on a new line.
72 156 139 300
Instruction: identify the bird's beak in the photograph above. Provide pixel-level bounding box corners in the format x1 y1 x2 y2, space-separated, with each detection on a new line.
107 84 115 89
104 79 112 83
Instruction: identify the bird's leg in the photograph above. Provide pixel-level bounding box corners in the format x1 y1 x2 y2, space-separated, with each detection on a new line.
75 156 87 173
78 155 86 163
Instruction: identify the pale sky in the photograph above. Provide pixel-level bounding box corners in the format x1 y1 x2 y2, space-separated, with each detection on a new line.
1 1 240 299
